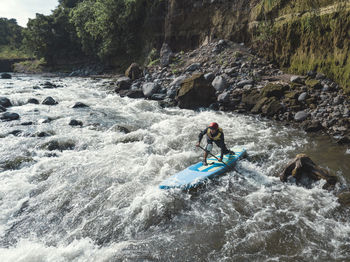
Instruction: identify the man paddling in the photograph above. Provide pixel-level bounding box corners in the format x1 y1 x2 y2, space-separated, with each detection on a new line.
196 122 234 165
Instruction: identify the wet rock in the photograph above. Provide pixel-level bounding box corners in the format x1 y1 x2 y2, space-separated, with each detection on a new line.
337 192 350 207
280 154 337 189
151 94 167 101
160 43 174 67
1 73 12 79
69 119 83 126
142 82 159 98
212 75 227 92
42 97 58 105
1 112 19 121
0 105 6 112
8 130 22 136
176 73 216 109
336 135 350 145
27 98 39 104
121 89 144 99
21 121 33 126
301 120 323 132
125 63 142 80
41 140 75 151
42 81 57 89
72 102 89 108
294 111 309 122
35 131 53 137
115 77 131 92
0 97 12 108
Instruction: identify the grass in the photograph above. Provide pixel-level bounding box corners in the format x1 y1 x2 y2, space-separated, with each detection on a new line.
0 45 31 59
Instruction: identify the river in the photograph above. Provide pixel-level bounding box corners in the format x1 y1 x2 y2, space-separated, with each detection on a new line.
0 74 349 262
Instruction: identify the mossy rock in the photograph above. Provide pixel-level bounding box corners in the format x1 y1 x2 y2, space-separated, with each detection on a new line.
261 83 289 98
251 97 269 114
261 97 284 116
305 79 322 89
2 156 34 170
241 89 261 109
40 140 75 151
285 91 300 99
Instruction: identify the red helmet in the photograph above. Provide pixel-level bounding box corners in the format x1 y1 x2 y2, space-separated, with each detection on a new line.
209 122 218 129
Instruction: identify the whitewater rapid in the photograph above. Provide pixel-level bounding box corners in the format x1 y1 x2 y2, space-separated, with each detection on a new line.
0 75 349 262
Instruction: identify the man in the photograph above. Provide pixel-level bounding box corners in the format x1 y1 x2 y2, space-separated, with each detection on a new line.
196 122 234 165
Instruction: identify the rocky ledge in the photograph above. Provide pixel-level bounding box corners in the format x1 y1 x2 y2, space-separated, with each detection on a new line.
111 40 350 144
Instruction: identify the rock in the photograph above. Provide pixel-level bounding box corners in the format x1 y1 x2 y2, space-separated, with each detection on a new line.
1 112 20 121
251 97 269 114
211 76 227 92
261 97 284 117
337 192 350 206
69 119 83 126
124 90 145 99
301 120 323 132
115 77 131 92
305 79 322 89
42 81 57 89
336 135 350 145
21 122 33 126
186 63 201 72
0 105 6 112
237 79 254 88
280 154 337 189
307 71 317 78
333 95 343 106
294 111 309 122
125 63 142 80
142 82 159 98
41 140 75 151
72 102 89 108
1 73 11 79
27 98 39 104
290 75 303 84
170 75 187 87
160 43 174 67
176 73 216 109
0 97 12 108
42 97 58 105
151 94 167 100
204 72 215 82
241 90 261 110
315 73 326 80
217 91 230 103
261 83 288 98
298 92 308 102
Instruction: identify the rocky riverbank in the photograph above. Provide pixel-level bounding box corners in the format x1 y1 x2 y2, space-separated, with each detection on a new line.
111 40 350 145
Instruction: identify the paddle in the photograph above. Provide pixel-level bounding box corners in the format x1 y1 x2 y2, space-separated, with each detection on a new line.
197 145 232 170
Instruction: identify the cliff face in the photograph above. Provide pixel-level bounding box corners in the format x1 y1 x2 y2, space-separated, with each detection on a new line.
161 0 350 94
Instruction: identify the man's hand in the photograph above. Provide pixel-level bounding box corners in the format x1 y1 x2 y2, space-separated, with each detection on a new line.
218 157 222 162
196 142 200 147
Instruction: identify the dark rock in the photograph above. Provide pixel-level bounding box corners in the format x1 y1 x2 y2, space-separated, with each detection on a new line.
204 72 215 82
115 77 131 92
8 130 22 136
294 111 309 122
251 97 269 114
0 97 12 108
280 154 337 189
1 73 11 79
142 82 159 98
151 94 167 101
41 140 75 151
27 98 39 104
36 132 53 137
336 135 350 145
212 76 227 92
21 121 33 126
217 91 230 103
160 43 174 67
121 89 144 99
261 97 284 117
307 71 317 78
176 73 216 109
301 120 323 132
337 192 350 206
1 112 19 121
241 90 261 110
125 63 142 80
72 102 89 108
69 119 83 126
42 97 58 105
42 82 57 89
0 105 6 112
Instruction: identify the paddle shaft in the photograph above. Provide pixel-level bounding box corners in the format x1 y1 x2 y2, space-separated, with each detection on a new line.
197 145 231 169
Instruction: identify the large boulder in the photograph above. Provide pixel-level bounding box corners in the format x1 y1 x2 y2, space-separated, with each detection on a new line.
115 77 131 92
1 112 19 121
125 63 142 80
176 73 216 109
279 154 337 189
42 97 58 105
142 82 159 98
211 75 227 92
261 83 288 98
1 73 11 79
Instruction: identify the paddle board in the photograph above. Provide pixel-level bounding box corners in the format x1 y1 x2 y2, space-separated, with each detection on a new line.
159 147 246 190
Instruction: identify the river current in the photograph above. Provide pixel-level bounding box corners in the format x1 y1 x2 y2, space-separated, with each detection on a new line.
0 75 349 262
